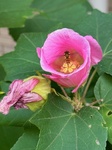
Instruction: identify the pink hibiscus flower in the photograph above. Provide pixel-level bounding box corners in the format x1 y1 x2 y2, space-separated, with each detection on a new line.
37 28 103 92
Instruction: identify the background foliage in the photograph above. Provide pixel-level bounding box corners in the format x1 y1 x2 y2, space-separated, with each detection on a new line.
0 0 112 149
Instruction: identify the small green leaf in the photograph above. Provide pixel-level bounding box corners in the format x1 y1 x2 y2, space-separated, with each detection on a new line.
0 0 34 27
94 74 112 110
11 127 39 150
30 94 107 150
75 10 112 75
0 33 46 81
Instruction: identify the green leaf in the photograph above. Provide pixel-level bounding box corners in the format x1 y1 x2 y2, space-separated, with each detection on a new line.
11 127 39 150
0 0 34 27
30 94 107 150
0 33 46 81
99 107 112 144
0 109 34 127
94 74 112 144
94 74 112 110
0 64 6 81
0 126 23 150
75 10 112 75
9 0 92 40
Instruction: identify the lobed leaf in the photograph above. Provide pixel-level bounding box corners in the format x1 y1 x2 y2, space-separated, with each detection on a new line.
30 94 107 150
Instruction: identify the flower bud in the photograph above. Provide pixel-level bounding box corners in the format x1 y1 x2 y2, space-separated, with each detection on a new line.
0 76 51 115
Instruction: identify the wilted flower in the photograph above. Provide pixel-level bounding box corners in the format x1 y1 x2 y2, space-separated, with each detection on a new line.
0 76 51 115
37 28 103 92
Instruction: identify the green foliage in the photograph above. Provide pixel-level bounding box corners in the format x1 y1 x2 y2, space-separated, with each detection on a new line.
30 94 107 150
0 33 46 81
75 10 112 75
0 0 112 149
0 126 24 150
0 64 6 81
94 74 112 145
94 74 112 110
11 127 39 150
0 0 34 27
9 0 92 40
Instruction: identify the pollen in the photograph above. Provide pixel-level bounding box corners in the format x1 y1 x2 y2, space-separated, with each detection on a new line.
60 61 77 73
53 50 84 74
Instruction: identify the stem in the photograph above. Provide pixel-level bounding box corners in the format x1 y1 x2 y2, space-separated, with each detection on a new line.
81 68 97 103
59 85 75 105
59 85 69 98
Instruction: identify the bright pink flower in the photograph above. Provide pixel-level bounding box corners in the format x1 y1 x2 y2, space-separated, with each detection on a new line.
0 76 51 115
37 28 103 92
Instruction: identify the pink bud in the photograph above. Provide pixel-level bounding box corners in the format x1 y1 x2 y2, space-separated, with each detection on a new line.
0 77 43 114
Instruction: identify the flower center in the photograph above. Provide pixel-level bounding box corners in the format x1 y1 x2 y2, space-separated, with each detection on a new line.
53 50 84 74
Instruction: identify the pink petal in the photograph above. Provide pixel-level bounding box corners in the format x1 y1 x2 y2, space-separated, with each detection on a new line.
44 59 90 92
14 92 42 109
22 78 39 92
37 28 91 76
19 92 42 103
0 78 39 114
0 97 11 114
85 36 103 65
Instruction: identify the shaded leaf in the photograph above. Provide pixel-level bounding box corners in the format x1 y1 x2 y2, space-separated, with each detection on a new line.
30 94 107 150
0 0 34 27
11 126 39 150
0 64 6 81
0 126 23 150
